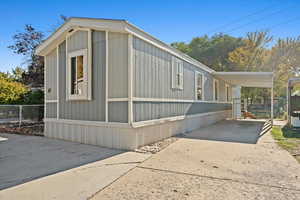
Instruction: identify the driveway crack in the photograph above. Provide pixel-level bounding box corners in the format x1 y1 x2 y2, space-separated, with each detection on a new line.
137 166 300 192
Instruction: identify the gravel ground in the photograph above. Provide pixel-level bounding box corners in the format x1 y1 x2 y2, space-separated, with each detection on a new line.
135 137 178 154
92 120 300 200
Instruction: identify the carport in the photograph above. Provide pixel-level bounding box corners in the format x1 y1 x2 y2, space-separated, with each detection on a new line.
213 72 274 124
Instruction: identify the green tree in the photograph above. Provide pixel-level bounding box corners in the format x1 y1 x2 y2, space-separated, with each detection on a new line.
10 66 25 82
171 42 191 54
171 34 244 71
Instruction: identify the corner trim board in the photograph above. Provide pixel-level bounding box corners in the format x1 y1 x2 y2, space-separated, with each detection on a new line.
128 34 133 124
56 46 59 119
105 31 109 122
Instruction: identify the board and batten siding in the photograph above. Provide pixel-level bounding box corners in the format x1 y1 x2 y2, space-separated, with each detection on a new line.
45 48 57 101
106 32 129 122
132 36 229 101
108 32 128 98
133 102 231 122
132 36 231 122
57 30 106 121
46 102 57 118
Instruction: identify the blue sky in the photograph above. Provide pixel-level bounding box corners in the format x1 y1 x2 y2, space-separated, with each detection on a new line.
0 0 299 72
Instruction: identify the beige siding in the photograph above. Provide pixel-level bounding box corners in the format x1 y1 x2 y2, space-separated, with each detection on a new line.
45 110 231 150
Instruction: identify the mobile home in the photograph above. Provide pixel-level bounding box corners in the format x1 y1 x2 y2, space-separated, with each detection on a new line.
36 17 273 150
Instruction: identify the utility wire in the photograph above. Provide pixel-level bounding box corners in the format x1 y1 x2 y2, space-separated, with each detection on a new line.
223 4 296 34
204 1 281 35
268 16 300 31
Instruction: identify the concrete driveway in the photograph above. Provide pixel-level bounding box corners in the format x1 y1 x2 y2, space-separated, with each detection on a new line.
0 133 121 190
0 133 150 200
93 120 300 200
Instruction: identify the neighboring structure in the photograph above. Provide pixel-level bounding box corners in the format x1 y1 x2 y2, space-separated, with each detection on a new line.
287 78 300 127
36 17 273 150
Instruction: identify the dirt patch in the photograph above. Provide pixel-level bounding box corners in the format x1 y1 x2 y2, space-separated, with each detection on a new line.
0 123 44 136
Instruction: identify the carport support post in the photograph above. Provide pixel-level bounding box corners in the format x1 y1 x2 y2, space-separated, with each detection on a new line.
271 75 274 126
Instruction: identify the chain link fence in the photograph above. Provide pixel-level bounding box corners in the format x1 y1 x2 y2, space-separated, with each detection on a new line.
0 105 44 127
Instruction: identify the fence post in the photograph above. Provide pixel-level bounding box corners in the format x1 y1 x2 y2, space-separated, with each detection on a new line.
19 105 22 128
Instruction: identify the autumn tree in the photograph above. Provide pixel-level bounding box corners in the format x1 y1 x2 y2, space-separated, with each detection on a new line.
268 37 300 96
228 31 273 72
0 73 28 104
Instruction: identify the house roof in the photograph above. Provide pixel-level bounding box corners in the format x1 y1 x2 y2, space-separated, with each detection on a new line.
288 78 300 87
36 17 214 73
213 72 274 88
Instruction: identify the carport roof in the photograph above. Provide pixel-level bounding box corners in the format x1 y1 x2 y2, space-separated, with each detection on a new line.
213 72 273 88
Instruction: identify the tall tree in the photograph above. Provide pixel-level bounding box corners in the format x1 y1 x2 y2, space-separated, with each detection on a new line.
8 25 45 87
10 66 25 82
171 34 244 71
228 31 273 72
268 37 300 96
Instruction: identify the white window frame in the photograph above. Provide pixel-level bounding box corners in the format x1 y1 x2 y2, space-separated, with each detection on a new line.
66 48 90 101
213 79 219 101
65 29 92 101
195 71 205 100
225 84 231 102
172 57 184 90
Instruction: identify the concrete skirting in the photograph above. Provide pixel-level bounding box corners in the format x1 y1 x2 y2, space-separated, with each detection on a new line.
45 110 231 150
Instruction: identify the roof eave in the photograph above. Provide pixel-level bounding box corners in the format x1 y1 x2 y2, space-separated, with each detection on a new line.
36 18 128 56
36 17 215 74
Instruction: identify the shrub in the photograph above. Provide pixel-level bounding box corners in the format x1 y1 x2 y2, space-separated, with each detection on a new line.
0 77 28 104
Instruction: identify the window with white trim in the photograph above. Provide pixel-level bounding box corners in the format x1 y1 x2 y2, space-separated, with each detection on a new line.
195 72 204 100
172 58 183 90
213 79 219 101
67 48 90 100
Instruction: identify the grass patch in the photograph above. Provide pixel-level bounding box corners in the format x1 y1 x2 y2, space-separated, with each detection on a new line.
271 126 300 163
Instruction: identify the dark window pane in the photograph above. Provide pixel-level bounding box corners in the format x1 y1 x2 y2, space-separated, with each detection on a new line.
71 57 76 94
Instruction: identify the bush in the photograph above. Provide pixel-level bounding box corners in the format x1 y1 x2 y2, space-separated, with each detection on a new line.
0 77 28 104
23 90 44 104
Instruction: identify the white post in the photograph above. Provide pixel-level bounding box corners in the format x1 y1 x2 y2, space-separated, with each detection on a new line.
232 86 241 119
128 34 133 124
56 46 59 119
105 31 109 122
19 105 22 128
271 76 274 125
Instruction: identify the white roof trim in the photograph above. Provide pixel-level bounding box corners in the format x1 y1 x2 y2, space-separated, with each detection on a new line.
36 17 214 73
213 71 274 88
213 72 273 75
288 78 300 87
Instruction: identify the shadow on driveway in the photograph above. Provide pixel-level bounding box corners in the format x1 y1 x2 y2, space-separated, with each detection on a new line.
0 133 124 190
179 120 266 144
